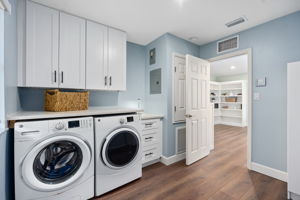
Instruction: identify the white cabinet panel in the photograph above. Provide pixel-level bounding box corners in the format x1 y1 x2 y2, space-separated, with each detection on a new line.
108 28 126 91
86 21 108 90
26 1 59 88
59 13 86 89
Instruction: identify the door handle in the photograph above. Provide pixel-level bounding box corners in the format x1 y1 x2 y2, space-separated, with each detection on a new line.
104 76 107 86
185 114 193 118
109 76 112 86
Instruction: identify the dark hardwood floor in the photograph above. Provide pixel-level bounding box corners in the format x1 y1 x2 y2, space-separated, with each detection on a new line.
95 125 287 200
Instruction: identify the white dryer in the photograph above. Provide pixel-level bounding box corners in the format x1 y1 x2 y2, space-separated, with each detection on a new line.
14 117 94 200
94 114 142 196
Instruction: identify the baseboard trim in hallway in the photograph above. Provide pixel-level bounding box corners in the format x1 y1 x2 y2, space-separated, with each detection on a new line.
251 162 287 182
160 153 185 166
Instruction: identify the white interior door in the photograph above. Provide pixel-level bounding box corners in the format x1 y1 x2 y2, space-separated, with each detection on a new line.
174 55 186 122
185 55 212 165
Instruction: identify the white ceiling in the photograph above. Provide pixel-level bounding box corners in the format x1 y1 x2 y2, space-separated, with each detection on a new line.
32 0 300 45
211 55 247 77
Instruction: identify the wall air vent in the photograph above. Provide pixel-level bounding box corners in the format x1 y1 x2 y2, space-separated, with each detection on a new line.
175 126 186 154
217 35 239 54
226 17 246 28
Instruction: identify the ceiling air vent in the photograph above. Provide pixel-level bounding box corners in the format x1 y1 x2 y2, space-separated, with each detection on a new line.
217 35 239 54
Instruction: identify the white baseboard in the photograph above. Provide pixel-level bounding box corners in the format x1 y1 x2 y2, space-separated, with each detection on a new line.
251 162 287 182
160 153 185 166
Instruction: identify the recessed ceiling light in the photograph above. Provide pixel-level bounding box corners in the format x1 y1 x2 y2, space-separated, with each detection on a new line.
188 36 199 42
230 66 236 70
175 0 187 7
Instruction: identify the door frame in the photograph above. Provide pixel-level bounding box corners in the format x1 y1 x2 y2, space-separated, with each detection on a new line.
208 48 252 170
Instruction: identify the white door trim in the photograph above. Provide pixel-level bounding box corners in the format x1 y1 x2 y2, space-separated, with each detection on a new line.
172 53 186 124
208 48 252 170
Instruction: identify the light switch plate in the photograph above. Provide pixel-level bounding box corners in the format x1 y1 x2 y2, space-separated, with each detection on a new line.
253 92 260 101
256 77 266 87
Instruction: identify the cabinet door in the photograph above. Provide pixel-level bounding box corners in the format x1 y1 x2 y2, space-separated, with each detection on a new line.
26 1 59 88
86 21 108 90
108 28 126 91
59 13 86 89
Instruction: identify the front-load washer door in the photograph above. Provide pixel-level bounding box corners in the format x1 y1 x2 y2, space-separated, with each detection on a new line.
102 128 140 169
22 135 92 191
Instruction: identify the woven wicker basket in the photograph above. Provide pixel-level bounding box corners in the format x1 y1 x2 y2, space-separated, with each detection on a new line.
44 89 89 112
225 97 237 102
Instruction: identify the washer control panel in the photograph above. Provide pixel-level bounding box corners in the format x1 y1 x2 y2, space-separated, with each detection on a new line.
51 117 93 131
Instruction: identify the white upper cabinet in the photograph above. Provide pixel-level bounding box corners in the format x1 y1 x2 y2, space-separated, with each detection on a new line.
59 13 86 89
86 21 108 90
108 28 127 91
26 1 59 88
22 1 126 90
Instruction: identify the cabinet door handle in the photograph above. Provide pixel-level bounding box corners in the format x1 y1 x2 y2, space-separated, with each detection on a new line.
61 71 64 83
145 137 153 140
109 76 112 86
145 152 153 156
54 70 57 83
104 76 107 86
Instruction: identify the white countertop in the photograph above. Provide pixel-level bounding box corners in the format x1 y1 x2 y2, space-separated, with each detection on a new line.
140 113 164 120
7 107 143 121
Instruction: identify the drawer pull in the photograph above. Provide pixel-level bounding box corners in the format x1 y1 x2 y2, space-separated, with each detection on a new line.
145 152 153 156
145 137 153 140
145 123 154 126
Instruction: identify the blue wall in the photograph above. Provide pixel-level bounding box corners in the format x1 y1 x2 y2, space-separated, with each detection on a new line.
19 42 146 110
2 0 17 199
200 11 300 172
144 33 200 156
4 0 19 115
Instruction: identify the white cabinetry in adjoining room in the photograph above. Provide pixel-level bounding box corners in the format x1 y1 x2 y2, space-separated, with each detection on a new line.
19 0 127 91
210 80 247 127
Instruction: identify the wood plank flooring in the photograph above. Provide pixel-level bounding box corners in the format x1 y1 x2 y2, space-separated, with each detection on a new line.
95 125 287 200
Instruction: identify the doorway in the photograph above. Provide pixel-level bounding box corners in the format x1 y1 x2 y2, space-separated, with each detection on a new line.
172 49 252 168
209 49 252 169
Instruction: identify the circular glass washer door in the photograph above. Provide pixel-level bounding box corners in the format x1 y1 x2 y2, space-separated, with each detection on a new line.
22 135 91 191
102 128 140 169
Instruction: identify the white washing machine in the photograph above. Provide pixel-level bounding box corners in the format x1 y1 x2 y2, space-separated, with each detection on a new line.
94 114 142 196
14 117 94 200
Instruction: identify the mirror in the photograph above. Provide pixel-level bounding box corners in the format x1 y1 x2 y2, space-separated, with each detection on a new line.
150 68 161 94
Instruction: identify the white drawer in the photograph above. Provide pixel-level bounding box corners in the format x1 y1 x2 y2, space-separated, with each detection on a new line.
142 144 160 164
141 119 160 131
141 129 159 147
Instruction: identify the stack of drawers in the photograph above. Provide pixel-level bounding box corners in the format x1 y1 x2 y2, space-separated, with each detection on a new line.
140 118 162 165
